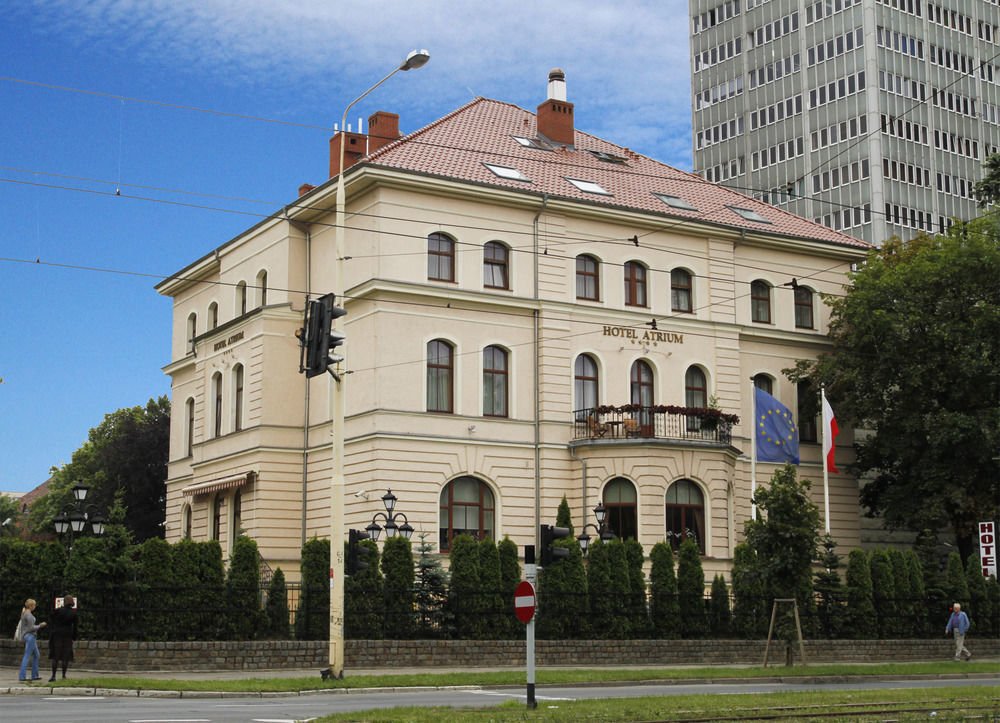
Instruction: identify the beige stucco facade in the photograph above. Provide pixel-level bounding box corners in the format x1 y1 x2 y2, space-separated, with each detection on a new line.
157 100 867 584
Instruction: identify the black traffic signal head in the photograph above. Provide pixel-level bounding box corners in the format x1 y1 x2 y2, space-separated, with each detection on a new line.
302 293 347 378
347 528 372 576
540 524 571 567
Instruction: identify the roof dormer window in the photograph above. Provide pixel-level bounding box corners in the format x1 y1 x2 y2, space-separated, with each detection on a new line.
729 206 772 224
484 163 531 182
654 193 699 211
565 177 611 195
512 135 553 151
587 149 628 165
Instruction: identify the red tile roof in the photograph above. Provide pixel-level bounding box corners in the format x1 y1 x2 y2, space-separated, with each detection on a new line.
364 97 871 249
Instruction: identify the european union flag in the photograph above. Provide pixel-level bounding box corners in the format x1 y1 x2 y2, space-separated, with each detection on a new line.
754 386 799 464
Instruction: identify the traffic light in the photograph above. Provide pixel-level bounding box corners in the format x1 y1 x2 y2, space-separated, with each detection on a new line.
300 293 347 379
347 529 372 576
539 524 571 567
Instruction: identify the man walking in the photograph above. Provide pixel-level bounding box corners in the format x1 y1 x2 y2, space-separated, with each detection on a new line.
945 603 971 661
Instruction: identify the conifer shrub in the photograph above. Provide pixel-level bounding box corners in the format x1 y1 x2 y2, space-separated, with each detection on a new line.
676 538 707 638
555 496 574 536
607 539 633 639
943 551 969 609
498 536 521 639
624 538 650 638
964 553 988 636
296 537 329 640
414 532 449 638
709 573 731 638
478 538 505 639
345 538 383 639
381 536 415 640
224 536 262 640
649 541 679 639
537 537 587 639
844 548 877 639
869 548 897 638
985 575 1000 637
448 534 484 639
731 542 766 638
135 537 175 640
814 534 846 639
903 550 927 636
265 567 290 638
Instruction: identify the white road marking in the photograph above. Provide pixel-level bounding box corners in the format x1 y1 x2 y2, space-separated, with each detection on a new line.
468 690 574 701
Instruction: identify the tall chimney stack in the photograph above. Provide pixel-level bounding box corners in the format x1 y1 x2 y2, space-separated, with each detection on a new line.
536 68 574 146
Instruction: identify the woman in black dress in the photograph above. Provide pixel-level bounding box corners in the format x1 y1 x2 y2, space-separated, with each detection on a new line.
48 595 78 681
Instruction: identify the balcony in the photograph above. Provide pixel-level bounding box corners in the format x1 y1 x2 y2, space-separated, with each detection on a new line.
571 405 737 446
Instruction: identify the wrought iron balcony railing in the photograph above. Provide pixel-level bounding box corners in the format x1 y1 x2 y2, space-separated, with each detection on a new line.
572 405 736 445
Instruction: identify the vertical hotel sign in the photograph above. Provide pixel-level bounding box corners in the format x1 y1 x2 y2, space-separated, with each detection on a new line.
980 521 997 579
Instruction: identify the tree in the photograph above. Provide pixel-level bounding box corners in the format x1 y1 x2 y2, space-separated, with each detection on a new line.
869 548 897 639
676 538 707 638
973 151 1000 207
788 224 1000 560
265 568 290 639
555 495 574 536
814 534 846 639
964 553 988 636
28 396 170 543
345 538 382 639
413 532 449 638
709 574 731 638
497 537 521 639
731 542 766 639
295 537 329 641
649 542 679 639
943 551 970 608
448 534 483 638
624 538 650 637
537 536 587 639
478 538 504 639
903 550 928 636
744 463 821 638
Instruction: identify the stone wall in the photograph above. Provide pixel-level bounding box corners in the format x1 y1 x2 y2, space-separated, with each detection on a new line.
2 638 997 672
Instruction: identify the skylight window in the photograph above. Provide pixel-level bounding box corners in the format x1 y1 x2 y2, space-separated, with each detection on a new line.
587 149 628 165
653 193 698 211
565 177 611 195
484 163 531 182
512 135 553 151
729 206 772 224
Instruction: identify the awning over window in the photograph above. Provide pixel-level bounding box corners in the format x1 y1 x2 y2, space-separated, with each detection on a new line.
181 471 255 497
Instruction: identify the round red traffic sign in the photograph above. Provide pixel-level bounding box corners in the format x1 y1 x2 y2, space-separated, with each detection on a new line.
514 580 535 623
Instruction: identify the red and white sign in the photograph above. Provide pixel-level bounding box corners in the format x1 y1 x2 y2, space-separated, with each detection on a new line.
514 580 535 623
980 521 997 579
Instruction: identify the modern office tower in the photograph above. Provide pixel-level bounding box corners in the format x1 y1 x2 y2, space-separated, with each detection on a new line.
690 0 1000 245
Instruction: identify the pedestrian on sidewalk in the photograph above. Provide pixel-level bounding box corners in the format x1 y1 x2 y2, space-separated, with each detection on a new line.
945 602 972 661
17 598 47 682
48 595 79 681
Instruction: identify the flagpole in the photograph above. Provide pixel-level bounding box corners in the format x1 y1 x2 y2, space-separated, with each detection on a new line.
750 378 757 520
821 385 830 534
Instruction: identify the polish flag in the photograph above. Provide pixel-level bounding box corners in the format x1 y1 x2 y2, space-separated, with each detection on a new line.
822 396 839 473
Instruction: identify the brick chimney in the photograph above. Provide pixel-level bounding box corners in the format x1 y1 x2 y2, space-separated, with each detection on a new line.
367 111 401 154
298 183 317 197
536 68 574 147
329 129 367 179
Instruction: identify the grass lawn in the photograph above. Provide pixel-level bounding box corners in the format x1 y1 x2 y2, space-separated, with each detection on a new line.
37 660 997 694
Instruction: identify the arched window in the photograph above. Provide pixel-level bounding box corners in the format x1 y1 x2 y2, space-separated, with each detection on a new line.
603 477 637 540
665 479 705 553
439 476 495 551
574 354 599 416
576 254 600 301
752 373 773 395
427 340 454 413
630 359 654 435
794 285 814 328
483 345 508 417
685 366 707 431
186 313 197 354
182 504 192 540
671 269 693 313
624 261 647 307
236 281 248 316
208 302 219 330
751 280 771 323
211 495 222 541
428 232 455 282
185 397 195 457
212 372 223 438
233 364 244 433
256 270 268 307
484 242 509 289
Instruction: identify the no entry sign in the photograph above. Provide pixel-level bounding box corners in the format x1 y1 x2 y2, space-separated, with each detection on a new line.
514 580 535 623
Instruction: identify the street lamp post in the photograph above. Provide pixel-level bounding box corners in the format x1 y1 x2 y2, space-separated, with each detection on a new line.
575 503 615 556
328 49 429 680
52 483 107 552
364 489 415 542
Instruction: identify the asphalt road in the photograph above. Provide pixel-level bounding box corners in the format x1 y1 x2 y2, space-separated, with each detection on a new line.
1 676 998 722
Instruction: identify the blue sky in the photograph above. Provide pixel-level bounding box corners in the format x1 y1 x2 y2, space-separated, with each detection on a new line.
0 0 692 494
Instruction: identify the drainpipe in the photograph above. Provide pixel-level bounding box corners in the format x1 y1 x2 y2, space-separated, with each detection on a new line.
288 216 312 545
532 194 548 546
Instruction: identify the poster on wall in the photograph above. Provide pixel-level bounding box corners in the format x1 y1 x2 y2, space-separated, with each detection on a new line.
980 521 997 579
55 597 79 609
